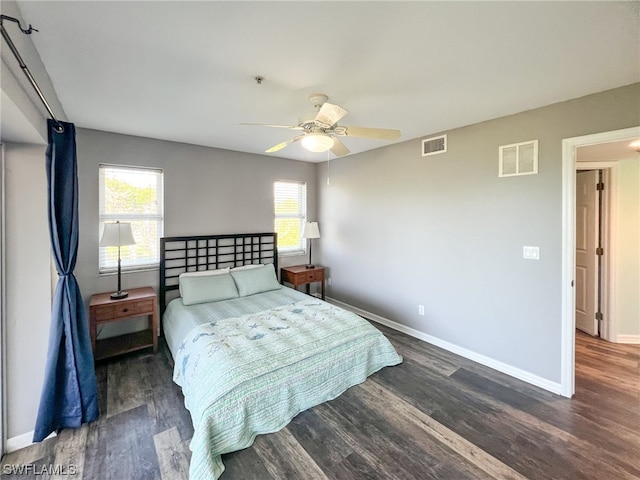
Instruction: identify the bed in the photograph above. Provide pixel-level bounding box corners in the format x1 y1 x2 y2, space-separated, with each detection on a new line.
160 232 402 479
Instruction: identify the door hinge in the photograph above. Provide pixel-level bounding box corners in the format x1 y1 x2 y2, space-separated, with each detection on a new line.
596 182 605 191
596 312 603 321
596 247 604 256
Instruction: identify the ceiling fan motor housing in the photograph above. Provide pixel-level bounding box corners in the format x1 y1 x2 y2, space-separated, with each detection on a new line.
308 93 329 108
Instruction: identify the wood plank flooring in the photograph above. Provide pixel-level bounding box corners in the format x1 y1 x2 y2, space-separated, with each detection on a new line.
2 327 638 479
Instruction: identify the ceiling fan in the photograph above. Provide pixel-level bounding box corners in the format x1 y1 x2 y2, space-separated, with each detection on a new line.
240 93 401 157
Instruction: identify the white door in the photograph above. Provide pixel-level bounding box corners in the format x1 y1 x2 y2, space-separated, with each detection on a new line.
575 170 599 336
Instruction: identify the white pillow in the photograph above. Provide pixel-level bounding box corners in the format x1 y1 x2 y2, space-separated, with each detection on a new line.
180 273 239 306
179 268 230 296
230 264 282 297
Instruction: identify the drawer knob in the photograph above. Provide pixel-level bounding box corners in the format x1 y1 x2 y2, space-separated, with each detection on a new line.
123 308 129 313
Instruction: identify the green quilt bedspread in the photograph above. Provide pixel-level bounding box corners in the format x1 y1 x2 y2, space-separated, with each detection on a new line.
173 297 402 479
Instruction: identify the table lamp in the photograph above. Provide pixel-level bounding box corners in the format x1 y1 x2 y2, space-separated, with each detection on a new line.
302 221 320 269
100 221 136 299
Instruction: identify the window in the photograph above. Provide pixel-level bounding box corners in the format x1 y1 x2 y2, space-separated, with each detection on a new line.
274 181 307 254
99 165 164 273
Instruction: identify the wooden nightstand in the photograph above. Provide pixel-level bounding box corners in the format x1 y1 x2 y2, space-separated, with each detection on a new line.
280 265 325 300
89 286 158 361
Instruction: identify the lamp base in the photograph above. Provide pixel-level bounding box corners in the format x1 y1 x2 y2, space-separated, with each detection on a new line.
305 264 315 269
110 291 129 300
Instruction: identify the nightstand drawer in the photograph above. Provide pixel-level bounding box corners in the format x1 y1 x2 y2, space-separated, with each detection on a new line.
281 270 294 283
114 303 136 318
134 299 154 314
305 271 323 282
93 305 116 321
94 300 153 321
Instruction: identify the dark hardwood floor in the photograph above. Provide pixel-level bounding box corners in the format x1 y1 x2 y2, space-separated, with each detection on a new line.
2 327 639 479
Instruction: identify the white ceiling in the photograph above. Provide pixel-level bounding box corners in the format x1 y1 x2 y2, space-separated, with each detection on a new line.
577 139 640 163
11 1 640 163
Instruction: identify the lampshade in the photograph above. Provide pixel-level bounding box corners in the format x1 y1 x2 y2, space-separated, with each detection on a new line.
301 133 334 153
302 221 320 239
100 221 136 247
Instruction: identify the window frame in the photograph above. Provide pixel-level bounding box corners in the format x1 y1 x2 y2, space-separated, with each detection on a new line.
273 180 307 256
98 164 164 274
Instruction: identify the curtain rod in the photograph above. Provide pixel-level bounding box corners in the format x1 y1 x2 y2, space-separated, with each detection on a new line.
0 15 64 133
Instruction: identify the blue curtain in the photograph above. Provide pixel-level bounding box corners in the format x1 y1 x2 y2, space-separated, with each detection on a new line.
33 120 99 442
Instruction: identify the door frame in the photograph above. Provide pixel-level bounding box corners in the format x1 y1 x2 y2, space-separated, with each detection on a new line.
561 126 639 397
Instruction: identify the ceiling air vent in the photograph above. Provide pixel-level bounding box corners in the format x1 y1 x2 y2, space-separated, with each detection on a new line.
422 134 447 156
499 139 538 177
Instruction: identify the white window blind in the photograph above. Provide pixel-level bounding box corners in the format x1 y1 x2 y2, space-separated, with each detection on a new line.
99 165 164 273
274 181 307 254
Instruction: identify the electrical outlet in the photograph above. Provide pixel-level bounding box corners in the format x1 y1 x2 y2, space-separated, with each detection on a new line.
327 277 332 286
418 305 425 316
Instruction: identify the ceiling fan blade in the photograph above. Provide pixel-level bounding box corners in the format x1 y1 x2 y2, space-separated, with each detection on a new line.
265 135 303 153
239 123 303 131
315 102 348 127
340 126 401 140
330 137 350 157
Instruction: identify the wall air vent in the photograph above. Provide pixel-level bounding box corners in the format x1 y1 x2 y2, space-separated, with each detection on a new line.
499 139 538 177
422 134 447 156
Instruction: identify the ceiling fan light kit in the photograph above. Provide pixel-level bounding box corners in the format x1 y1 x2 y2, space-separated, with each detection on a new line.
301 133 334 152
240 93 401 157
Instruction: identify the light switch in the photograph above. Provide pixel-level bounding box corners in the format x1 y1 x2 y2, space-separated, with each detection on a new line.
523 246 540 260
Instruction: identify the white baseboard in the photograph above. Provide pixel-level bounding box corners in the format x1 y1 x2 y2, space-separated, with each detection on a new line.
615 334 640 344
326 297 563 396
5 430 56 453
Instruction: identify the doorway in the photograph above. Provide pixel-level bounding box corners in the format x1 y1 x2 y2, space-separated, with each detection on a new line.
561 126 640 398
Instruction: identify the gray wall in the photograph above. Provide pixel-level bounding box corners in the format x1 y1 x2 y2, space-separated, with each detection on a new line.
613 158 640 339
4 144 51 439
75 128 317 337
317 83 640 384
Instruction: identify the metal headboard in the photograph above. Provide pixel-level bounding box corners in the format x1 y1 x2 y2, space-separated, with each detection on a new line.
159 232 278 316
